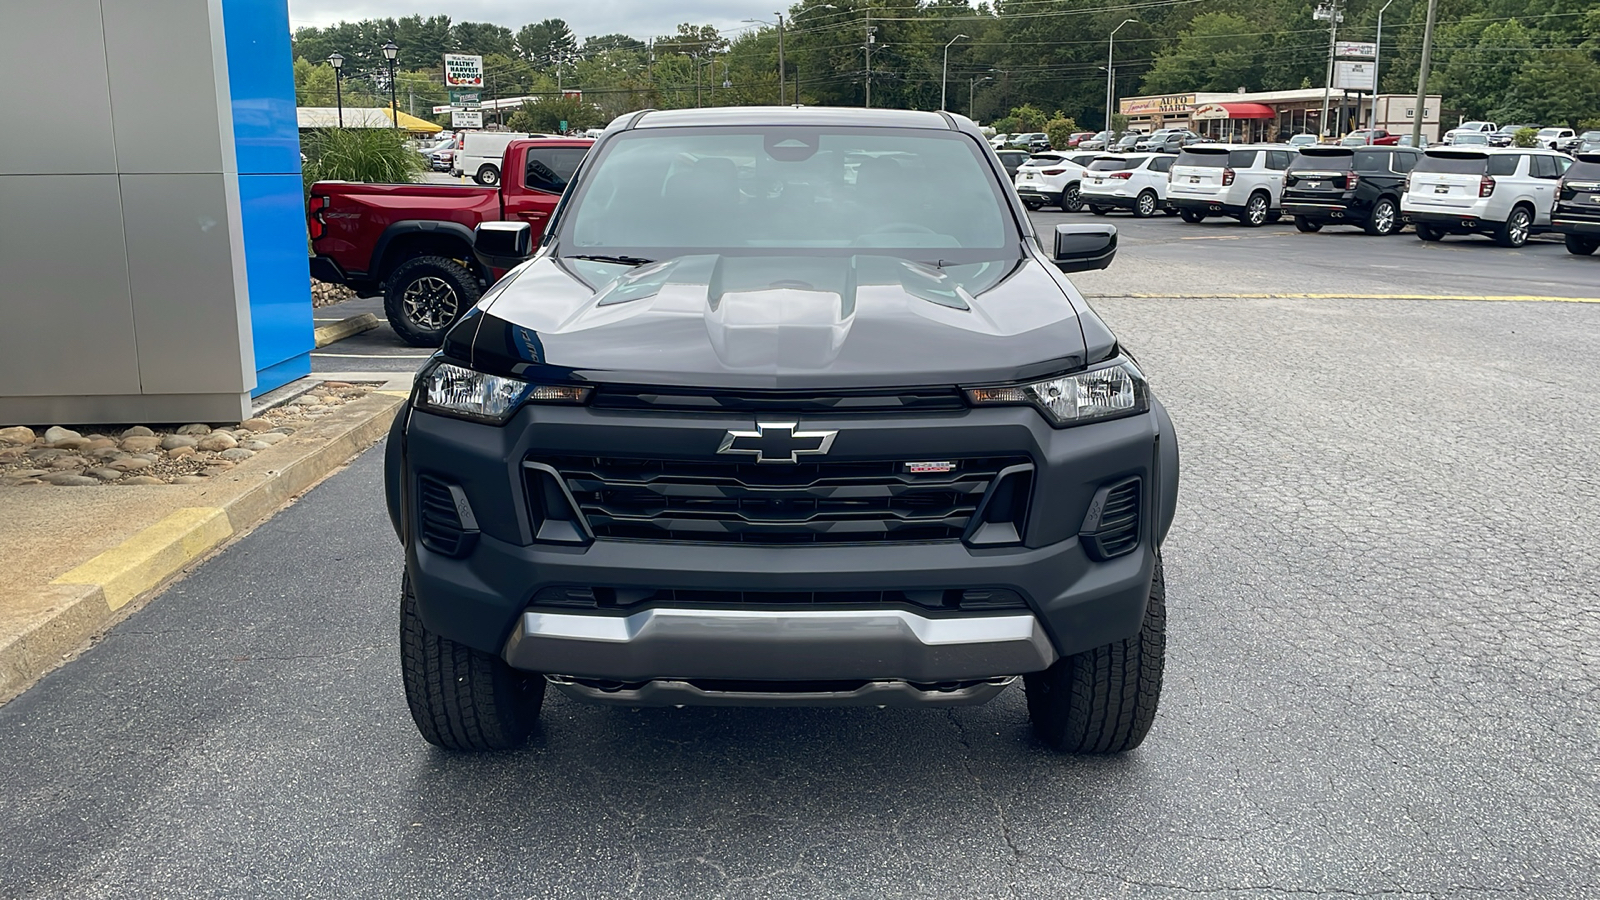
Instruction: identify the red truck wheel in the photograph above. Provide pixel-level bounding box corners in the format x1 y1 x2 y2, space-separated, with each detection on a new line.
383 256 482 347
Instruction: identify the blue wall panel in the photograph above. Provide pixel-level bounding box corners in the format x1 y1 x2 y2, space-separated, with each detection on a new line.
237 173 312 394
221 0 312 396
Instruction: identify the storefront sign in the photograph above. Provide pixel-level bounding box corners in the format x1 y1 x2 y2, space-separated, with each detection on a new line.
1336 41 1376 58
451 110 483 129
1193 103 1230 120
1334 61 1375 91
1120 93 1195 116
449 89 481 109
444 54 484 88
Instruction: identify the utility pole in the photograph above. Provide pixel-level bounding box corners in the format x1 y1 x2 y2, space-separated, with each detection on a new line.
864 11 875 108
1316 0 1344 139
1369 0 1394 134
776 13 786 105
1409 0 1439 149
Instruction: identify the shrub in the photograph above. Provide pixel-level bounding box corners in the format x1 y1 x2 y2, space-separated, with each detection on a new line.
991 115 1021 135
300 126 423 195
1046 117 1080 149
1513 127 1539 148
1008 104 1048 133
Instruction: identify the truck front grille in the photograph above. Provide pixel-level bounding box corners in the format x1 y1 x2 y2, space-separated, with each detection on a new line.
535 455 1030 544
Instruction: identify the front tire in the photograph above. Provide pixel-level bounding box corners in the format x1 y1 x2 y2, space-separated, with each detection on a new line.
1364 197 1401 236
475 164 501 186
1416 223 1445 242
1089 205 1110 216
1294 216 1323 233
1061 183 1084 212
401 575 545 752
1566 234 1600 255
1133 190 1158 218
1179 209 1204 224
1023 198 1044 211
1495 206 1532 248
1026 555 1167 754
383 255 483 348
1240 192 1270 227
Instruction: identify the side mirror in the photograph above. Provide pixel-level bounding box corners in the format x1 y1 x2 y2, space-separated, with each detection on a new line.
473 221 534 269
1051 223 1117 273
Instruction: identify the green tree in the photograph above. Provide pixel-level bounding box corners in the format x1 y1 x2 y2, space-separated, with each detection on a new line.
1141 13 1263 95
1506 49 1600 127
516 19 577 63
506 96 605 133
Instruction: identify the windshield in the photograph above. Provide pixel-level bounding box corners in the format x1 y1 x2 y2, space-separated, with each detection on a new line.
1415 153 1488 175
557 126 1015 261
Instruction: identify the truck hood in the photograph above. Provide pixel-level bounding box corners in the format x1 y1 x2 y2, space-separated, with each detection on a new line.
456 253 1088 389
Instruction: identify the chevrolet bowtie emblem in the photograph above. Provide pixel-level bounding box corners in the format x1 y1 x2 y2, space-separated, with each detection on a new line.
717 422 838 463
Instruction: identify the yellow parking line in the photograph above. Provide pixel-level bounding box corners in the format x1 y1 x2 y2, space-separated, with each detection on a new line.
52 508 233 610
1105 293 1600 303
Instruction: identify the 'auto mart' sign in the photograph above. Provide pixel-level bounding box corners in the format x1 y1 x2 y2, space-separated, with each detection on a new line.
1120 93 1196 116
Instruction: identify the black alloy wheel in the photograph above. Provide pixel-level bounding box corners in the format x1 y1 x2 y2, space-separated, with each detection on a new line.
382 255 483 347
1061 183 1084 212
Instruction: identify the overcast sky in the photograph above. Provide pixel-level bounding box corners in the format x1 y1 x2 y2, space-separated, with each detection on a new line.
286 0 773 44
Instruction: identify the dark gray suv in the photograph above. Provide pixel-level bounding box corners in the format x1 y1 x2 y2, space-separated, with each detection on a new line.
386 107 1180 755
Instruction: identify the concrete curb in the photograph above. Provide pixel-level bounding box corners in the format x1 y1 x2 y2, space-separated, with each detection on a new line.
1088 292 1600 304
313 313 381 347
0 378 408 703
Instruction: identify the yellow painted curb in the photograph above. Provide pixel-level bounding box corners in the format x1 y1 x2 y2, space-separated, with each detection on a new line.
52 508 233 610
313 313 381 348
1096 293 1600 304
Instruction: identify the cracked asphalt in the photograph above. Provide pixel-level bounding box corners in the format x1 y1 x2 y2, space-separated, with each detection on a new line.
4 273 1599 896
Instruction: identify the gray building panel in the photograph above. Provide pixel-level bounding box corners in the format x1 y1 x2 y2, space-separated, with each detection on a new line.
102 0 228 176
0 174 141 397
0 2 117 175
120 173 253 394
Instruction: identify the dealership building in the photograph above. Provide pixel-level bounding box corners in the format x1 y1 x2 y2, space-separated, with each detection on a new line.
1120 88 1443 143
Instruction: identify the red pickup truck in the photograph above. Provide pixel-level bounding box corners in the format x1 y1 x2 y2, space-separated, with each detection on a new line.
308 138 592 346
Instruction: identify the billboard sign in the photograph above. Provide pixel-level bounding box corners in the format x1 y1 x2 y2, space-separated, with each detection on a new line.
449 89 481 109
1334 61 1375 91
451 110 483 129
444 54 484 87
1336 41 1377 58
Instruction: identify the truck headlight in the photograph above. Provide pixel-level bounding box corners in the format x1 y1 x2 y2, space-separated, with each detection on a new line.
418 361 590 423
965 359 1148 426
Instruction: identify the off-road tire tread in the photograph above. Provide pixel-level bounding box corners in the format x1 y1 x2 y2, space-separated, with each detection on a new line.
1025 557 1166 754
382 256 482 348
401 577 543 752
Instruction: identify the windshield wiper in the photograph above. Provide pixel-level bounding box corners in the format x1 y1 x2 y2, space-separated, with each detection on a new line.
568 254 654 266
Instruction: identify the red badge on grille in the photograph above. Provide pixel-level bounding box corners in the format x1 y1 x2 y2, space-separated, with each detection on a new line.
904 461 956 474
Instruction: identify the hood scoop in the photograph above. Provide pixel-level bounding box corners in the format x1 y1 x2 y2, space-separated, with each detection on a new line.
706 256 858 370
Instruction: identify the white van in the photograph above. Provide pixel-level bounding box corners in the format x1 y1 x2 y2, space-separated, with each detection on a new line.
454 132 531 185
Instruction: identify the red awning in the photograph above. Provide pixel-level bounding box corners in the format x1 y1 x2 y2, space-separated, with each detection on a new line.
1219 102 1276 119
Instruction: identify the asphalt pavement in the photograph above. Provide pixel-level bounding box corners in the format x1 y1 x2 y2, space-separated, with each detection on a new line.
5 279 1597 895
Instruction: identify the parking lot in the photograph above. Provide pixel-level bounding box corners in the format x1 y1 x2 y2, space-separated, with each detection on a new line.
7 215 1600 897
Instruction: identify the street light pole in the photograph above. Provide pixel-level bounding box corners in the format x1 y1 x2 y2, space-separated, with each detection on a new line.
776 13 786 105
381 40 399 130
1369 0 1394 138
941 34 968 111
969 74 992 119
1409 0 1439 149
864 10 875 109
328 52 345 128
1106 19 1135 132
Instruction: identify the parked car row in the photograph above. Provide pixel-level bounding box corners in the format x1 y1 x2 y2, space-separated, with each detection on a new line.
1014 143 1600 255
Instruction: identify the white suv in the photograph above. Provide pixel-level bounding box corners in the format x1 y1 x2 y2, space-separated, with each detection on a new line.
1081 153 1178 218
1014 151 1100 211
1401 147 1571 247
1167 144 1295 226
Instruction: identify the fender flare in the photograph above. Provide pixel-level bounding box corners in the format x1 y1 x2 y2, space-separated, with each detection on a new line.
369 220 484 283
1151 397 1180 546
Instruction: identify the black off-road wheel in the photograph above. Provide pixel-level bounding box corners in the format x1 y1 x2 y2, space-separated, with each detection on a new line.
401 576 545 752
1061 183 1084 212
1294 216 1323 233
1566 234 1599 255
382 256 482 347
1026 555 1166 754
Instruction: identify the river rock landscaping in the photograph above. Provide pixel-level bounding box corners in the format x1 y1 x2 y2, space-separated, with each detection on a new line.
0 382 378 487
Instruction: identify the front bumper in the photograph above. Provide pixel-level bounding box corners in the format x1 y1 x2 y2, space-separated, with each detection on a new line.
390 396 1180 685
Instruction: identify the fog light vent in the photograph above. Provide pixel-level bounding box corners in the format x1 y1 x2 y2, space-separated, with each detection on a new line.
418 476 479 557
1080 477 1141 560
